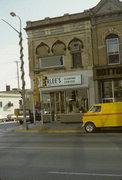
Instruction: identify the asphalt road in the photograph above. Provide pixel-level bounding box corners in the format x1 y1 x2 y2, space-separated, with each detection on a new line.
0 131 122 180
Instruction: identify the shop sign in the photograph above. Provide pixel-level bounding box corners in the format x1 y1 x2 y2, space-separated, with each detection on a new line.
44 75 82 87
95 67 122 79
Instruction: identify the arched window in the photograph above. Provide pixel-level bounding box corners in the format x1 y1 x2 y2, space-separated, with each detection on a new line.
36 42 50 57
51 40 66 55
68 38 83 68
106 34 120 65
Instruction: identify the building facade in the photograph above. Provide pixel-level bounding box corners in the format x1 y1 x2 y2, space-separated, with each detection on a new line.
0 90 21 118
25 12 95 121
91 0 122 103
25 0 122 121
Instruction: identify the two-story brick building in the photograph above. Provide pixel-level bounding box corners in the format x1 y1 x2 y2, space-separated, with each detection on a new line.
25 0 122 122
25 10 94 122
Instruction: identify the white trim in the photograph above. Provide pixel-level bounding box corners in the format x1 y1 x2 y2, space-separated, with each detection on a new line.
40 84 88 92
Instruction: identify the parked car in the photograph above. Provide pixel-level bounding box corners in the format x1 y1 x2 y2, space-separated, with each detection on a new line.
30 109 41 122
7 114 17 121
17 109 41 124
0 115 7 122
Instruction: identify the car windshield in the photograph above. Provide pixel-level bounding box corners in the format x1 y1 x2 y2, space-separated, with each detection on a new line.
19 110 30 115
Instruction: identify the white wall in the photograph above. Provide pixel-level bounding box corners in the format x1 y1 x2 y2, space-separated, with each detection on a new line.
0 93 21 118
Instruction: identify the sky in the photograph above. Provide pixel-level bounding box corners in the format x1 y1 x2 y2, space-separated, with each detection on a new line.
0 0 100 91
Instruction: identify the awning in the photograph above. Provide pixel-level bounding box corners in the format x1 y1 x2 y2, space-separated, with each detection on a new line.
40 84 88 92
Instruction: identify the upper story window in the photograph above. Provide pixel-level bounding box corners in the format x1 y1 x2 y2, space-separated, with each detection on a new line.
68 38 83 68
106 34 120 65
71 44 81 68
51 40 66 56
36 42 50 58
39 56 64 69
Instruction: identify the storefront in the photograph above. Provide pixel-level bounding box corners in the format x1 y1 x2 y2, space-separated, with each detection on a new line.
39 71 94 122
94 66 122 103
99 79 122 103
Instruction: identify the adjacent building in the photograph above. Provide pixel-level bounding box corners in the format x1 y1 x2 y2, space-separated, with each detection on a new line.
91 0 122 103
0 88 21 118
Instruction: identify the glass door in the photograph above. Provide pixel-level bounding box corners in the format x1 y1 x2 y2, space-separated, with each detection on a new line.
101 80 114 103
55 92 60 121
50 91 65 121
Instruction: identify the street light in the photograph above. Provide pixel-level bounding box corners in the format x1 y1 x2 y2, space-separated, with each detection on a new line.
1 13 28 130
10 12 28 130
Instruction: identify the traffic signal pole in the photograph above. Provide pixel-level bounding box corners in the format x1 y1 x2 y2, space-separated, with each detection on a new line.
40 89 44 126
33 75 47 130
40 75 47 129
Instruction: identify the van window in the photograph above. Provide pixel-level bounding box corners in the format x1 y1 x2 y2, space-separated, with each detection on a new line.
90 106 101 112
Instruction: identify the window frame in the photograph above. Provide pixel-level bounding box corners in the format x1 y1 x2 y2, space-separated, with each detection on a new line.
72 51 82 68
106 37 120 65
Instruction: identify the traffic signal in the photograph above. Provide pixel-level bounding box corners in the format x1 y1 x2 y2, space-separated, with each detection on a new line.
42 75 47 87
33 76 40 102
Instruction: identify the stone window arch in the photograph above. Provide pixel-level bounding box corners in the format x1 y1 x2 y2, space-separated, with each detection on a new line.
68 37 84 68
51 40 66 55
36 42 50 57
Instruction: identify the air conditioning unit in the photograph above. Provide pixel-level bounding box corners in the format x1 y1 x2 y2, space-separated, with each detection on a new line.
71 44 80 51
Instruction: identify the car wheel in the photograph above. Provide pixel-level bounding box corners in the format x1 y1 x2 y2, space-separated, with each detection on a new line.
85 122 95 133
19 120 23 125
30 119 34 123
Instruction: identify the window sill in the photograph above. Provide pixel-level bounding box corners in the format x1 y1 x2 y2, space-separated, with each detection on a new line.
71 65 83 69
34 66 66 72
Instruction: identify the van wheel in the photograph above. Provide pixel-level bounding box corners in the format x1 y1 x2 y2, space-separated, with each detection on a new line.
85 122 95 133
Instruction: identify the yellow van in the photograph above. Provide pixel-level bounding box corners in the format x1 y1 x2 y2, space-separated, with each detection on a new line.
82 102 122 133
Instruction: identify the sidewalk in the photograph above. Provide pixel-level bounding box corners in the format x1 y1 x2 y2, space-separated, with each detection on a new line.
12 121 84 133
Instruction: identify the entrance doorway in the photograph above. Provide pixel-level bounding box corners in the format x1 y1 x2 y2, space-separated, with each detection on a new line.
50 92 65 121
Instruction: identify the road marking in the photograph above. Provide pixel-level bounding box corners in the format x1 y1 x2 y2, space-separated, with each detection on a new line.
0 146 122 151
49 171 122 177
12 129 83 133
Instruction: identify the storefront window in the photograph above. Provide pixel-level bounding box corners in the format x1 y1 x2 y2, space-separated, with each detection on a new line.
114 80 122 97
43 94 51 114
101 80 122 102
102 81 112 98
114 80 122 101
66 89 87 113
42 88 88 120
60 92 65 113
